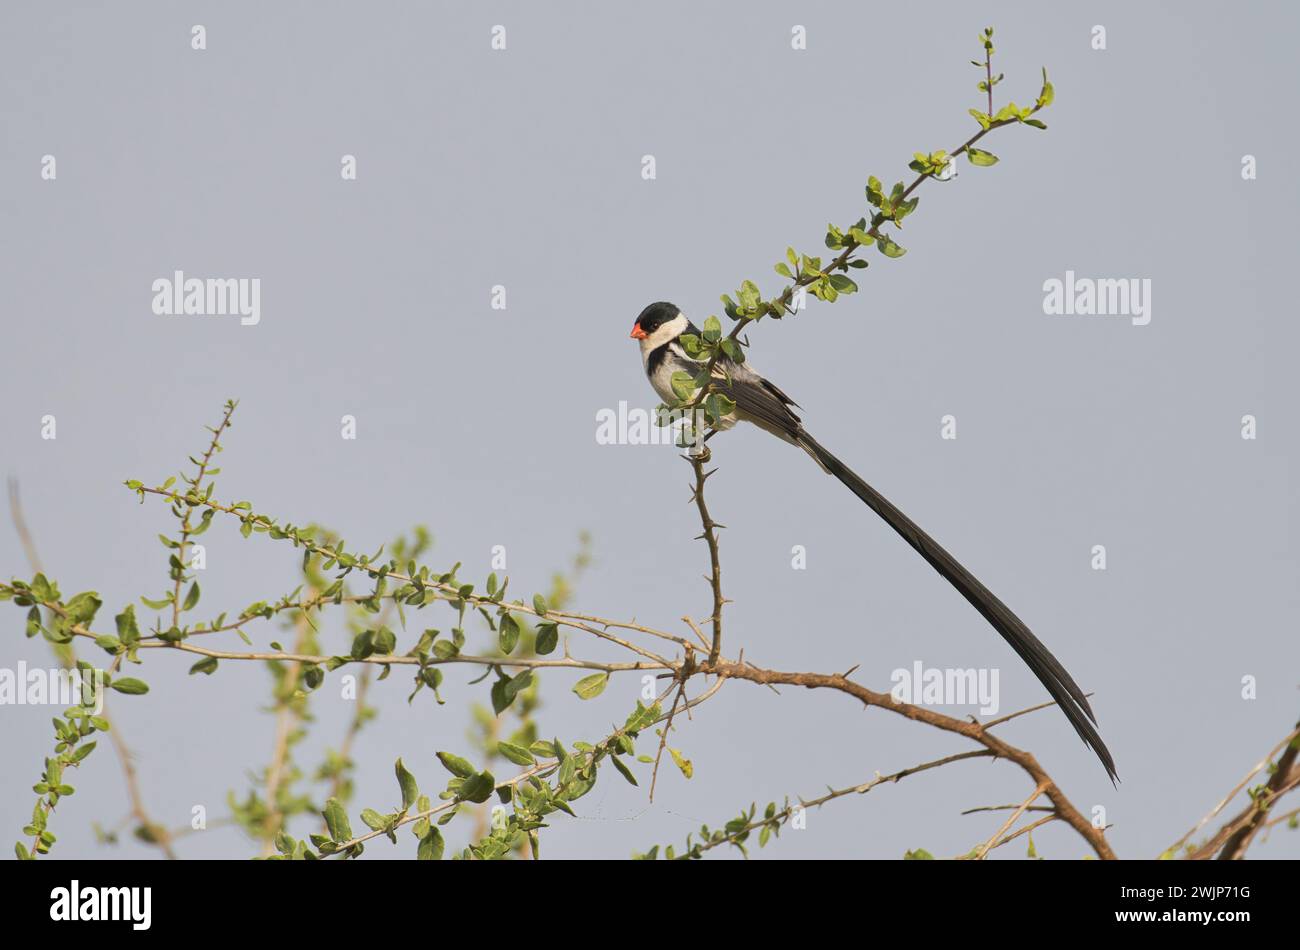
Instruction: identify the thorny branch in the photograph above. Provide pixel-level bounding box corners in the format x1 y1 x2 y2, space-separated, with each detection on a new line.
686 447 726 665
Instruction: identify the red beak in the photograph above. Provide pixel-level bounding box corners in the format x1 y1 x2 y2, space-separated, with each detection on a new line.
630 323 648 340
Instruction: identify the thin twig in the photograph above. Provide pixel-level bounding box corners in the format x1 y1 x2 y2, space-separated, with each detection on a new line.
970 781 1046 860
983 813 1058 856
688 749 994 857
170 400 236 630
685 448 725 665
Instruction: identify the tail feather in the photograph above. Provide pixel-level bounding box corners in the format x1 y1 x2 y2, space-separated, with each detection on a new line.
797 431 1118 782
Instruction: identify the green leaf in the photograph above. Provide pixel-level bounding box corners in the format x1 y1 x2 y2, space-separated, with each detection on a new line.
669 371 696 404
609 755 638 786
497 741 535 766
572 672 609 700
677 333 704 358
417 826 444 860
372 626 397 655
491 670 532 715
30 573 55 602
992 103 1023 123
498 612 519 655
395 758 418 810
115 605 141 644
848 225 874 246
457 771 495 803
182 582 200 612
190 508 215 536
877 235 907 258
64 592 102 626
531 593 548 617
904 848 935 860
323 798 352 842
865 175 884 205
436 751 476 778
109 678 149 695
188 656 219 676
349 630 374 659
966 148 999 166
535 622 559 655
624 701 662 732
702 315 722 343
1037 67 1055 108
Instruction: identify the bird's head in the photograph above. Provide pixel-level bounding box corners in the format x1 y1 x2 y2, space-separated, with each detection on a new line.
630 301 683 344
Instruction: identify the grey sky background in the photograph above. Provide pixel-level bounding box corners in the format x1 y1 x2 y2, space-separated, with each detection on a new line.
2 1 1297 860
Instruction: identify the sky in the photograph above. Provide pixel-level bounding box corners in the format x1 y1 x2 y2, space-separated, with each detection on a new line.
1 0 1298 860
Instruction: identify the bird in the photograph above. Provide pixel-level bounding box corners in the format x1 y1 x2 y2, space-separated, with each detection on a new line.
630 300 1117 782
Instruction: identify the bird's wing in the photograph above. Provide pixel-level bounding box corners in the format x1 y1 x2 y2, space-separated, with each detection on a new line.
716 362 805 443
664 336 805 441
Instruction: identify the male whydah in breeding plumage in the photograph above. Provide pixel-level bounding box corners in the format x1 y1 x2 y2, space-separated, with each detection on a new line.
631 301 1117 782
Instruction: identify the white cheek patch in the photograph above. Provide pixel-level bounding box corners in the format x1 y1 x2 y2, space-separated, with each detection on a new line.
638 312 690 359
646 313 689 349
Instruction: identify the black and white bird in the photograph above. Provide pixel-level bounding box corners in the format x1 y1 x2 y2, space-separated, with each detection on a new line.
631 300 1117 782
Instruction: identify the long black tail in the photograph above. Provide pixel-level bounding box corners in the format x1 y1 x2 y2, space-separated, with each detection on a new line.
797 431 1117 782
